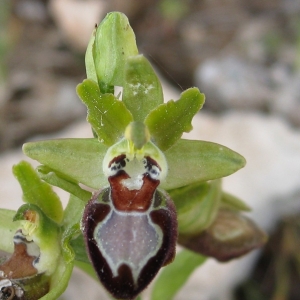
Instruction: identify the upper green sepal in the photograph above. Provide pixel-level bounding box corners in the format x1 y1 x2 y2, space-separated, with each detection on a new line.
13 161 63 224
122 55 164 122
91 12 138 91
145 87 205 151
23 138 108 189
77 79 133 146
162 139 246 190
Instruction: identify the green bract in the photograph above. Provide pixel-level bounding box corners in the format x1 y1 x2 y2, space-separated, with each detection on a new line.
88 12 138 92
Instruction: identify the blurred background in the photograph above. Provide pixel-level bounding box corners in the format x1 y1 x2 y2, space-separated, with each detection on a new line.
0 0 300 299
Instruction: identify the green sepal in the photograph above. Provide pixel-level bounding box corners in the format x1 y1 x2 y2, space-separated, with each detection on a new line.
220 192 251 212
13 161 63 224
151 249 206 300
85 28 97 84
93 12 138 91
145 88 205 151
37 166 92 203
24 137 246 192
0 209 19 253
169 180 222 235
122 55 163 122
162 139 246 190
23 138 108 189
77 79 133 146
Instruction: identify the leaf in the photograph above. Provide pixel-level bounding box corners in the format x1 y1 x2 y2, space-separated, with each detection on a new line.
161 139 246 190
13 161 63 224
37 166 92 203
77 79 133 146
93 12 138 90
23 138 108 189
122 55 163 122
0 209 19 253
145 88 204 150
169 180 222 235
151 249 206 300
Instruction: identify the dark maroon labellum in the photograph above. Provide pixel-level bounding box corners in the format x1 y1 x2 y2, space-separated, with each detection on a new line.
82 155 177 299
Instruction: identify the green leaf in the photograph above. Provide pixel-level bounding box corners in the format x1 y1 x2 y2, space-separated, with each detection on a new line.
77 79 133 146
169 180 222 235
122 55 163 122
145 88 204 150
13 161 63 224
93 12 138 91
151 249 206 300
0 209 19 253
162 139 246 190
23 138 108 189
37 166 92 203
85 28 97 84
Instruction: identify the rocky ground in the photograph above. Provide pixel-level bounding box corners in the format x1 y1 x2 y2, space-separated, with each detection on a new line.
0 0 300 299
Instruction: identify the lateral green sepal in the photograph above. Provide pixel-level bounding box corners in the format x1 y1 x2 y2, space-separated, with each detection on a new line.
23 138 108 189
162 139 246 190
